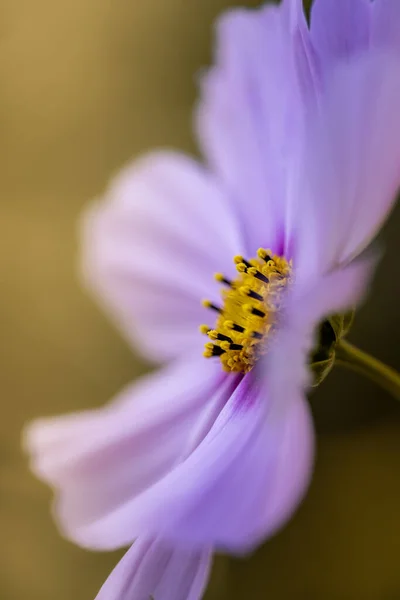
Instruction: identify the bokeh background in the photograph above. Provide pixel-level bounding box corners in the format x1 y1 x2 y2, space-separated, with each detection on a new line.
2 0 400 598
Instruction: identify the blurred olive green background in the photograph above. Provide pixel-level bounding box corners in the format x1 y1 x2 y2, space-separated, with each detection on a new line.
2 0 400 598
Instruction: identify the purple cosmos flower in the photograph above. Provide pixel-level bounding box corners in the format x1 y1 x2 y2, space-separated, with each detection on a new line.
25 0 400 598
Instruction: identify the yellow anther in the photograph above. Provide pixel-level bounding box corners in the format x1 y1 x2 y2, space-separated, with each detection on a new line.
208 330 219 340
236 262 247 273
199 324 211 335
239 285 251 296
201 247 292 373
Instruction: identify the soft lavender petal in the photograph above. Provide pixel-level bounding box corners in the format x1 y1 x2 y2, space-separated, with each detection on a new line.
293 257 377 333
24 357 231 550
283 0 307 27
95 538 211 600
260 261 375 528
291 52 400 278
371 0 400 53
310 0 371 68
267 257 376 400
96 372 314 554
196 0 315 255
82 151 243 363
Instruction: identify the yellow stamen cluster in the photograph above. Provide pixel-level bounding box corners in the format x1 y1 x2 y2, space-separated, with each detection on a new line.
200 248 292 373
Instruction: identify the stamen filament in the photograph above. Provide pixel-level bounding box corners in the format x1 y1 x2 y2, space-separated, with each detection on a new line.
229 343 243 351
208 330 233 343
247 289 264 302
243 304 266 318
214 273 232 286
257 248 272 262
224 320 245 333
202 300 222 313
247 267 269 284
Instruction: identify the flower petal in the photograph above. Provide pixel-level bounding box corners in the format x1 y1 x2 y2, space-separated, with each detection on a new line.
372 0 400 53
310 0 371 68
100 373 314 554
258 261 375 533
24 356 231 550
95 538 211 600
82 151 243 363
196 0 315 255
267 257 376 400
291 52 400 277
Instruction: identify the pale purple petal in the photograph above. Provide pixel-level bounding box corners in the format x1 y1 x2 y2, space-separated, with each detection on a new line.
293 258 377 332
267 257 376 401
196 1 314 255
103 372 314 554
95 538 211 600
372 0 400 53
82 151 243 363
310 0 371 67
25 356 232 550
25 354 313 556
291 52 400 277
283 0 307 27
260 261 375 527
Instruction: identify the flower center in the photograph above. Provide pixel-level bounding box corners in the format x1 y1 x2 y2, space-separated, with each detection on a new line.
200 248 292 373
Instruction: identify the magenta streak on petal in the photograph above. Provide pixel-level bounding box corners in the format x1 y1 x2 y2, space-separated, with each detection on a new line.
45 366 239 551
196 3 307 257
177 374 243 461
111 371 314 555
25 357 235 551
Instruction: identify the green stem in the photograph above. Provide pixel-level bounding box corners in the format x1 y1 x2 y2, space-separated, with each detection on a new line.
336 339 400 401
